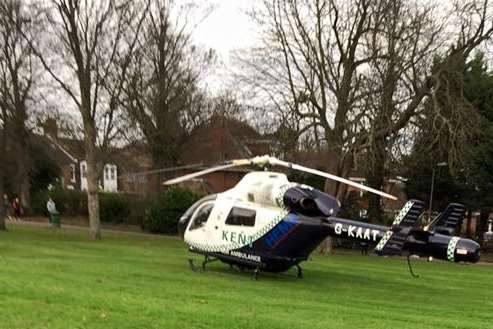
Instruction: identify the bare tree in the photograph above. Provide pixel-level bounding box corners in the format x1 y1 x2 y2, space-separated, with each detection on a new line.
238 0 390 200
239 0 493 206
0 0 41 210
30 0 147 239
122 0 214 174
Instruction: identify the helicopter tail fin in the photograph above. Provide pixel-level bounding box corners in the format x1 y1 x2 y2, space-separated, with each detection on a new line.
375 200 426 256
427 203 466 236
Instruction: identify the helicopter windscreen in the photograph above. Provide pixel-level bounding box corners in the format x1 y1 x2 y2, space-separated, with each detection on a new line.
178 195 217 236
189 202 214 231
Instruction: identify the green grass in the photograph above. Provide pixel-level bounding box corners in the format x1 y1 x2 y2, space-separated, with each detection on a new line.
0 226 492 329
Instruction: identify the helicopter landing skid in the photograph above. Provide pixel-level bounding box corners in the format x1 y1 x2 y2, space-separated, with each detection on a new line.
295 264 303 279
188 255 219 272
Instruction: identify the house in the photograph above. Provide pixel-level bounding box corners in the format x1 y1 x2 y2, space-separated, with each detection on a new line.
112 142 153 195
41 119 118 192
175 114 274 193
180 113 273 164
0 128 76 194
116 114 276 195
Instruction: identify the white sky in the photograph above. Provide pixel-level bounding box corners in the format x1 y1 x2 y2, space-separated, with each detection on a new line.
193 0 258 59
192 0 261 92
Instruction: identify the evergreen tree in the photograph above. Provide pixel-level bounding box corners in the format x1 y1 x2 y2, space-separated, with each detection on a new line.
405 52 493 238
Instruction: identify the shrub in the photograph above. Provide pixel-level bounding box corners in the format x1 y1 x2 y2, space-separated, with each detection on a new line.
99 193 130 223
143 186 201 235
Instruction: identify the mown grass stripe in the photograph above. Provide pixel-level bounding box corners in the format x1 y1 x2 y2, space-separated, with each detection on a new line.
0 225 491 329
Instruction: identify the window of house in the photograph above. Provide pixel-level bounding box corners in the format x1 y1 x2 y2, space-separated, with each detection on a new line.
225 207 256 227
70 164 76 183
81 164 86 178
110 166 116 180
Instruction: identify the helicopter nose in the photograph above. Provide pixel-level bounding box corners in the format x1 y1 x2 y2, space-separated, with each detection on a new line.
178 216 190 238
453 238 481 263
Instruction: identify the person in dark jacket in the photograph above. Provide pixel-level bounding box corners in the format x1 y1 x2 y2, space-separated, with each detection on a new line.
11 197 22 220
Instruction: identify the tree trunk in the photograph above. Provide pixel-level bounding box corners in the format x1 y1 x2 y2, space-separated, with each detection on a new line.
366 175 384 224
465 209 473 237
366 141 386 223
13 119 31 210
0 173 6 231
0 118 7 231
16 150 31 209
85 141 101 240
324 149 343 198
477 209 489 242
150 147 168 195
0 178 6 231
82 101 101 240
318 237 333 255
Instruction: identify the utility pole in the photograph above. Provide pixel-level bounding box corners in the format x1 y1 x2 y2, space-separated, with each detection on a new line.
428 162 447 223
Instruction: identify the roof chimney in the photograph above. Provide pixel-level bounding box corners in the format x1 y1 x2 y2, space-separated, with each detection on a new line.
43 118 58 141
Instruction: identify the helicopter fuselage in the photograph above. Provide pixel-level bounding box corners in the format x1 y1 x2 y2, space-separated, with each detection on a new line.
189 214 480 273
178 171 480 275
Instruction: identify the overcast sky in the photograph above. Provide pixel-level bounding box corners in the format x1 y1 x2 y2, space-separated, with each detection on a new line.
193 0 258 58
191 0 260 92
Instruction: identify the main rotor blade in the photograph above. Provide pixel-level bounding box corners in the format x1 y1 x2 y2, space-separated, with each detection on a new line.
163 163 238 185
162 159 254 185
269 158 398 200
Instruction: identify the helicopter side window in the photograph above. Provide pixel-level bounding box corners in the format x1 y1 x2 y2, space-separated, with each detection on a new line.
189 202 214 231
225 207 256 227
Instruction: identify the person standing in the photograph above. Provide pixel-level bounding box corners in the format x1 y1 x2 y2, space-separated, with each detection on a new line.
11 197 22 221
46 197 60 228
3 194 11 220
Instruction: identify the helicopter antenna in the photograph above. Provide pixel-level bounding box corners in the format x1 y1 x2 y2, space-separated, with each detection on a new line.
163 155 398 200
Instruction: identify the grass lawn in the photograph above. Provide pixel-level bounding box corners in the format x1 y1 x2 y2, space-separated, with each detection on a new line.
0 225 492 329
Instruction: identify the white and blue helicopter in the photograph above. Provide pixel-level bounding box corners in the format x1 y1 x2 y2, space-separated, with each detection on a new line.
165 156 480 279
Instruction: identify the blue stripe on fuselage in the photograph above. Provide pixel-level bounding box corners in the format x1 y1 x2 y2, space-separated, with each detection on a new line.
263 213 299 248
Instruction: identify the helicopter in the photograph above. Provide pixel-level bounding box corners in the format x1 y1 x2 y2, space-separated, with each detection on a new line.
165 155 480 279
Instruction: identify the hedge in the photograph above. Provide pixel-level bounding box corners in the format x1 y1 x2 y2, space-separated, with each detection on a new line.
32 189 150 225
32 186 200 232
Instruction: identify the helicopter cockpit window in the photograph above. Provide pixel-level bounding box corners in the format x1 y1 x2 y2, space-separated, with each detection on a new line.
225 207 256 227
189 202 214 231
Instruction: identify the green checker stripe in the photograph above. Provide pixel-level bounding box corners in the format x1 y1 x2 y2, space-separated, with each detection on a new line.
392 201 414 226
375 201 414 252
375 231 393 251
447 237 460 262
